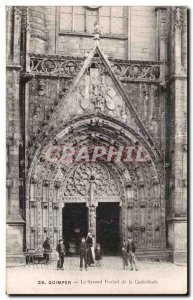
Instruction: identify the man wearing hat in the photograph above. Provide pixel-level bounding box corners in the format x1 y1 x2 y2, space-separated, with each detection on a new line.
79 237 88 271
56 239 66 270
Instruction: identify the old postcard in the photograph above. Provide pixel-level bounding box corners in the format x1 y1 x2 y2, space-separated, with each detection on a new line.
6 5 188 295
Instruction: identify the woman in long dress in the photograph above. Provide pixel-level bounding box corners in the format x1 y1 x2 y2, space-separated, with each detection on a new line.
86 232 94 266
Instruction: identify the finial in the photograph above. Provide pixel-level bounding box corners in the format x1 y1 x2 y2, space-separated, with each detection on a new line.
94 21 102 45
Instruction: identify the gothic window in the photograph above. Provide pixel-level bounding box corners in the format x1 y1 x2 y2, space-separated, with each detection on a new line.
59 6 126 36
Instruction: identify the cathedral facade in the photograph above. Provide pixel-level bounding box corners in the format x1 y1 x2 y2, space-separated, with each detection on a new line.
6 6 187 265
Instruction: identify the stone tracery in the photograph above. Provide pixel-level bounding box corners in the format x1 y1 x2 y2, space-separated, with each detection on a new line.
24 42 166 254
26 111 165 251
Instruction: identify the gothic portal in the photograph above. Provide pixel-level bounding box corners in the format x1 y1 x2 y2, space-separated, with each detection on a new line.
6 6 187 265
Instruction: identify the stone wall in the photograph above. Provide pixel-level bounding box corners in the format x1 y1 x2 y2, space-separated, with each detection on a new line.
28 6 156 60
129 6 156 60
6 6 188 265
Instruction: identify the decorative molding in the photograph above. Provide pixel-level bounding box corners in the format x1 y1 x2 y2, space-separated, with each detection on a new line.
29 55 84 76
54 181 62 189
151 176 159 185
52 202 59 209
58 30 128 40
41 201 48 208
141 226 146 232
38 78 45 96
28 53 162 83
111 62 161 82
174 7 183 30
125 180 132 188
31 174 38 184
127 203 133 209
25 44 166 249
31 33 47 41
159 8 167 41
155 6 167 11
138 180 145 188
152 202 160 209
14 6 22 16
155 226 160 231
29 201 37 208
62 196 87 202
42 179 50 187
128 226 133 232
140 202 147 208
6 64 22 71
95 196 121 202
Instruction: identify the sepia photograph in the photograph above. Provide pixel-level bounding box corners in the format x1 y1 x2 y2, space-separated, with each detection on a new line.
6 4 188 295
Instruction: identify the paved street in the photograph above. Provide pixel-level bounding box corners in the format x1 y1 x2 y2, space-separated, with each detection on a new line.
6 257 187 294
7 256 186 272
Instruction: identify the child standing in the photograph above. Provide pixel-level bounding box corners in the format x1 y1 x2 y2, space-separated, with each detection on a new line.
127 237 138 271
95 243 102 267
121 243 128 270
79 237 88 271
56 239 66 270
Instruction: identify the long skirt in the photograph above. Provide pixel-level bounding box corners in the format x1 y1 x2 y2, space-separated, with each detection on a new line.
87 246 94 265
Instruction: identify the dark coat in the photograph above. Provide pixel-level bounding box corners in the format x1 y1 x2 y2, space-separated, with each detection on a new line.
127 240 136 253
86 236 93 247
56 243 66 255
43 240 52 252
79 242 88 254
95 247 102 260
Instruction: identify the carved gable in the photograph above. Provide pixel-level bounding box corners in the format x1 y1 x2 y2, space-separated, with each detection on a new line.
49 46 157 145
59 69 129 125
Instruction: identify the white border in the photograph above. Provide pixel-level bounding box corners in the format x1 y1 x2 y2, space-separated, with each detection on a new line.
0 1 192 299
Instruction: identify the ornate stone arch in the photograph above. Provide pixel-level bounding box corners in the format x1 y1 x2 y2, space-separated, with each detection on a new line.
26 114 165 252
25 38 166 253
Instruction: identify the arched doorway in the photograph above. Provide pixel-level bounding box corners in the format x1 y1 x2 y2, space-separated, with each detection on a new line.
62 203 88 255
26 115 166 258
61 161 123 255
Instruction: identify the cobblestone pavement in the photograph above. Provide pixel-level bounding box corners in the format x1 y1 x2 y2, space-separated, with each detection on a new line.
6 257 187 294
7 256 186 272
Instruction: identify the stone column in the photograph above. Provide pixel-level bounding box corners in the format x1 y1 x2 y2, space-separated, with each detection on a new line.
88 206 97 245
6 7 13 63
88 183 97 244
167 7 187 264
174 7 183 75
155 7 167 80
6 6 25 266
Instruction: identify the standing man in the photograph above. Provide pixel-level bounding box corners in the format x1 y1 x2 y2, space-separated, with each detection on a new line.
79 237 88 271
127 236 138 271
42 237 52 263
56 239 66 270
